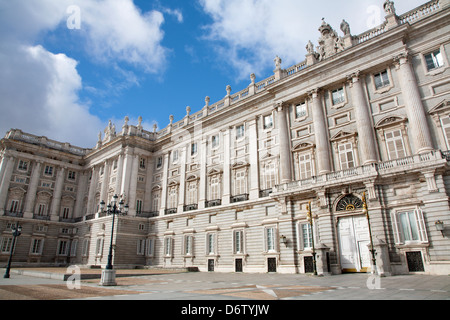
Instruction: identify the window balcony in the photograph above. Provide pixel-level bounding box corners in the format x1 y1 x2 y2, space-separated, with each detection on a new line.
3 211 23 218
259 189 273 198
206 199 222 208
184 204 198 212
33 214 50 221
165 208 177 215
231 194 249 203
136 211 159 218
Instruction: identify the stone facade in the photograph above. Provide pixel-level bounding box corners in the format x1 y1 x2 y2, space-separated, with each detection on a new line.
1 0 450 275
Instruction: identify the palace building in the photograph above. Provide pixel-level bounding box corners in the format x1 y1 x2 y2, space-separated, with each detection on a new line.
1 0 449 276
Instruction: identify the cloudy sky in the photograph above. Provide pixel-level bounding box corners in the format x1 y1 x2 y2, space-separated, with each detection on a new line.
0 0 425 148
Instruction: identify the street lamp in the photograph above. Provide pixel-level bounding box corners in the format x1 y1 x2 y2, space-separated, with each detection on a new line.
3 224 22 279
306 201 317 276
99 195 128 286
362 192 377 275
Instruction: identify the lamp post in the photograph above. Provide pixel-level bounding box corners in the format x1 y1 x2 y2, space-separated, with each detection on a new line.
99 195 128 286
306 201 317 276
3 224 22 279
362 192 377 274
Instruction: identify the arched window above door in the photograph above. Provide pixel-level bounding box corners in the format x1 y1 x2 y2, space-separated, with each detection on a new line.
336 194 363 212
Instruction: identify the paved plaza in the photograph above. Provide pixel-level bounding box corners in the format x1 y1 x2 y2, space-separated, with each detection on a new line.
0 268 449 301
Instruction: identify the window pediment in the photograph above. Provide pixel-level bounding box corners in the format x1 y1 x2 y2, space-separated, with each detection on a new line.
429 99 450 115
330 130 357 142
375 116 407 129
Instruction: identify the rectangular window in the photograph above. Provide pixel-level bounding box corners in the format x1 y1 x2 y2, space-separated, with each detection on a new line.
332 88 345 105
136 199 143 214
62 207 70 219
18 160 28 171
37 204 47 216
95 238 104 256
263 162 277 189
164 237 172 256
263 114 273 130
172 150 179 163
156 157 163 169
44 166 53 176
207 234 215 255
191 143 198 156
31 239 44 254
236 125 245 139
425 50 444 71
385 129 406 160
392 209 428 244
210 176 220 200
184 235 193 256
57 240 69 256
187 182 198 205
338 143 355 170
211 135 219 148
70 240 78 257
295 103 307 118
152 191 160 212
139 158 146 169
300 223 313 250
374 70 390 89
9 200 20 213
167 187 178 209
440 116 450 150
266 227 276 252
298 153 313 180
234 230 244 254
146 238 155 257
137 239 146 255
1 237 13 254
68 171 76 180
82 239 89 256
234 170 247 195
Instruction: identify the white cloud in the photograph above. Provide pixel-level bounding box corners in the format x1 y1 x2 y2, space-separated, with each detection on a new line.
198 0 427 81
0 0 177 147
0 44 103 147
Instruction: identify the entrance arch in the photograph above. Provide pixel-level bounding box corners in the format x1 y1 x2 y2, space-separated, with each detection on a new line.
335 194 371 273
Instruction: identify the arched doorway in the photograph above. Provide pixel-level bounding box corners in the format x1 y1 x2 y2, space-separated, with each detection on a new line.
336 194 371 273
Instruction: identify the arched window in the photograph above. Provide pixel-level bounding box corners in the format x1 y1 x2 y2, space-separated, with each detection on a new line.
336 194 363 212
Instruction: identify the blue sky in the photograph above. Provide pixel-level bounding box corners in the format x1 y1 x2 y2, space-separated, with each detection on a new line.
0 0 425 148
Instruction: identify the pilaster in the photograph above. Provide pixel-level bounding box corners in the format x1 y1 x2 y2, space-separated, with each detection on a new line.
248 118 260 200
308 89 332 174
50 166 65 221
23 161 42 218
0 156 14 214
222 128 231 205
394 52 434 154
276 103 293 184
347 71 379 164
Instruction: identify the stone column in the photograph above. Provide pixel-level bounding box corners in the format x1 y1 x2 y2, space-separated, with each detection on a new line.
159 153 169 216
248 119 260 199
222 128 231 205
276 103 293 183
100 161 111 204
198 139 207 209
395 52 434 154
114 154 124 196
178 147 187 213
23 161 42 218
0 156 14 214
127 155 139 216
50 166 65 221
120 151 134 197
348 71 379 164
86 166 98 214
74 171 88 219
309 89 332 174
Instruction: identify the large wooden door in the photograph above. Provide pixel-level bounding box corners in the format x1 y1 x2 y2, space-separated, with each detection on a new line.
338 215 371 273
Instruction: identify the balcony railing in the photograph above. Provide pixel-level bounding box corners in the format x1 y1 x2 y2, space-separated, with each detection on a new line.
206 199 222 208
165 208 177 215
136 211 159 218
184 204 198 212
231 194 249 203
274 150 447 195
33 214 50 221
3 211 23 218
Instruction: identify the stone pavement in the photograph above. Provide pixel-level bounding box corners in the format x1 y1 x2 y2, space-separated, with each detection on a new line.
0 268 449 302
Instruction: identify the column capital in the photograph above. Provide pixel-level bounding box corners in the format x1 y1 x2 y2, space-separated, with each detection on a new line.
346 70 362 82
393 51 410 67
307 88 321 99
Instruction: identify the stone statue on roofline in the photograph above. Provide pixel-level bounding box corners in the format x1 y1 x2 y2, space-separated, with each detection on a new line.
384 0 396 15
340 19 351 36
